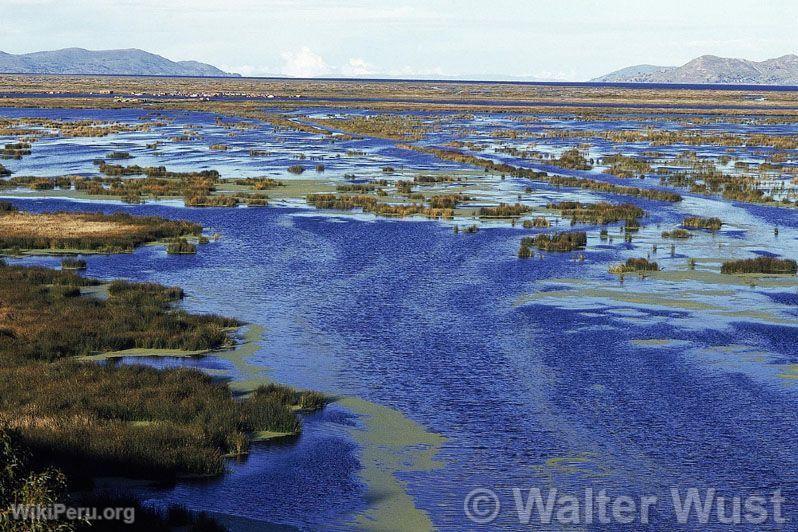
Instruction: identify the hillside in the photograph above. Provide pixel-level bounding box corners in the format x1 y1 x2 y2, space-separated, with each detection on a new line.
0 48 239 77
592 54 798 85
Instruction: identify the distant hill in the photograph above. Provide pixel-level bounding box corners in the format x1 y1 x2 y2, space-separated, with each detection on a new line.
592 54 798 85
0 48 239 77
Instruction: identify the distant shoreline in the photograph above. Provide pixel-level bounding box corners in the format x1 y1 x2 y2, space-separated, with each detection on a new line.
1 71 798 91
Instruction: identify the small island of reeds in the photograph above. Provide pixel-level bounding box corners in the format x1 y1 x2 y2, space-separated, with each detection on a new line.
521 231 587 252
683 216 723 231
721 256 797 275
609 257 660 274
0 202 202 254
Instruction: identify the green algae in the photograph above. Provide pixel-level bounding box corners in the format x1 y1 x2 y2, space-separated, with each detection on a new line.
341 396 444 532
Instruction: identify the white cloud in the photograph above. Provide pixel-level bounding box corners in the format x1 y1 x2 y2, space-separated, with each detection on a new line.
386 65 446 78
340 57 375 77
220 64 279 77
531 69 578 82
280 47 330 77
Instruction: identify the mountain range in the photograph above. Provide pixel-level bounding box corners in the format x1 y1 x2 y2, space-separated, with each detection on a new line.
592 54 798 85
0 48 239 77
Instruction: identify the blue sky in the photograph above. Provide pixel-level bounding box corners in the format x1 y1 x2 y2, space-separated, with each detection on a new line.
1 0 796 80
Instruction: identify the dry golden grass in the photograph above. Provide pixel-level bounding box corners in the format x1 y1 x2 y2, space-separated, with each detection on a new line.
0 212 138 239
0 207 202 252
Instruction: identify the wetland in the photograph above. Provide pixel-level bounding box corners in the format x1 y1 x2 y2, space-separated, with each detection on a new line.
1 75 798 530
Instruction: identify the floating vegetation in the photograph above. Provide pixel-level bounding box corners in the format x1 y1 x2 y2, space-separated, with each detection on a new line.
166 238 197 254
316 114 428 141
553 148 592 170
429 193 470 209
522 231 587 252
106 151 131 160
549 201 645 225
209 143 229 151
336 183 382 193
609 257 660 274
721 257 797 275
479 203 531 218
98 162 220 180
0 204 203 254
396 180 413 194
60 257 87 270
523 217 550 228
1 142 32 159
409 147 681 203
306 193 454 219
518 242 534 258
601 154 652 178
662 228 693 239
184 194 240 207
683 216 723 231
232 177 284 190
414 175 461 184
287 164 306 174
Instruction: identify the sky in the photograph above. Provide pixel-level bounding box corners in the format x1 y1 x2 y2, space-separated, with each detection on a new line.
1 0 796 80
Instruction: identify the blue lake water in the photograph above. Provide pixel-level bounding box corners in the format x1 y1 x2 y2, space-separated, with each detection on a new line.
8 196 798 530
3 104 798 529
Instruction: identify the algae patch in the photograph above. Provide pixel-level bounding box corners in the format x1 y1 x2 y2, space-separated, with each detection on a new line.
341 396 444 532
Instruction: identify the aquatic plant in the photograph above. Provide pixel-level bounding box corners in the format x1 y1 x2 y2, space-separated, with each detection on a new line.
522 217 550 228
60 257 87 270
721 257 797 275
166 238 197 254
408 147 682 203
0 209 202 253
683 216 723 231
184 194 240 207
1 142 32 160
553 148 592 170
233 177 284 190
601 154 652 178
479 203 531 218
522 231 587 252
609 257 659 274
0 264 327 482
661 228 692 239
518 242 533 258
429 193 469 209
549 201 644 225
